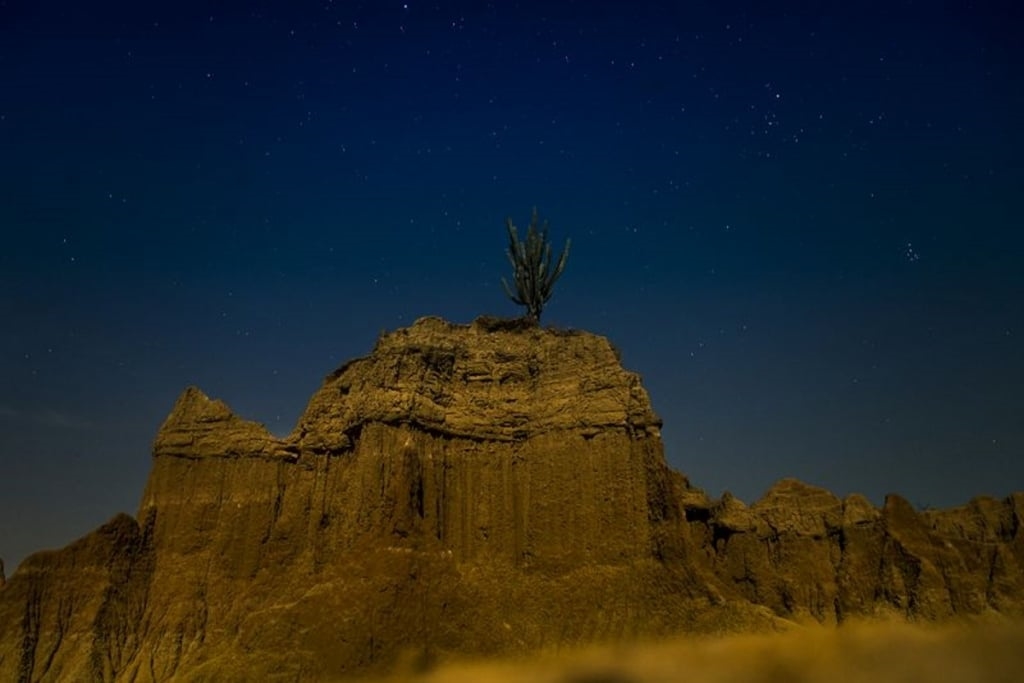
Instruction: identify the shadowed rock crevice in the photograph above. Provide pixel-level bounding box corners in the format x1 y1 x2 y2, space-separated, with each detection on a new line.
0 317 1021 681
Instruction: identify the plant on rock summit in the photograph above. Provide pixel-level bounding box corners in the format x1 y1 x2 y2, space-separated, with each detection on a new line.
500 208 570 323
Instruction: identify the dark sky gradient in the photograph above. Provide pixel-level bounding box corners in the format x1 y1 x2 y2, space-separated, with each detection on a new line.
2 1 1022 572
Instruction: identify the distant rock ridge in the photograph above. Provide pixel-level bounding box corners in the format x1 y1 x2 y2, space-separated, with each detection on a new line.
1 316 1021 682
684 478 1024 624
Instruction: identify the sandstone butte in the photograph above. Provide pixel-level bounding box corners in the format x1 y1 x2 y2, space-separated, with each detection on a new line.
1 316 1022 681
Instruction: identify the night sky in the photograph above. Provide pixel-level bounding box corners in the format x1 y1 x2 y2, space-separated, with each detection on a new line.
2 1 1022 572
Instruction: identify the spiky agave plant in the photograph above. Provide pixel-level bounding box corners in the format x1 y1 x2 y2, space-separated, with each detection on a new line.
501 208 570 323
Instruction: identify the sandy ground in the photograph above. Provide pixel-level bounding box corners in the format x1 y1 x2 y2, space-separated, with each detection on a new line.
366 617 1024 683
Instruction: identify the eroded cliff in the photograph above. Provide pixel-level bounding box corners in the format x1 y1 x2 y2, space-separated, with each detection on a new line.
1 316 1021 682
684 478 1024 623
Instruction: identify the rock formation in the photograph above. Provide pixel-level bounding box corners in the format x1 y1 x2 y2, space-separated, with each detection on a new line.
0 316 1021 682
684 479 1024 624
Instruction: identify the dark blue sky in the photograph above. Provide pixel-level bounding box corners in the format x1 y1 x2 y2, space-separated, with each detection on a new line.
2 1 1022 572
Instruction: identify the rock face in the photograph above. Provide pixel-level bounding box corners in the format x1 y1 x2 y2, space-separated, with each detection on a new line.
1 316 1022 681
684 479 1024 624
0 515 152 682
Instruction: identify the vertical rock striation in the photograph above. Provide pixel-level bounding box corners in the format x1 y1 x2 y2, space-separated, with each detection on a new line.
0 514 152 682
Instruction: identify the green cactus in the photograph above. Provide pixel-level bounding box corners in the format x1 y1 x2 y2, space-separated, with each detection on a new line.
501 208 570 323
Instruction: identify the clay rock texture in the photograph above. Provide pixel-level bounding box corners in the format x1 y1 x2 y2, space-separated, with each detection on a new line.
684 478 1024 624
1 316 1021 682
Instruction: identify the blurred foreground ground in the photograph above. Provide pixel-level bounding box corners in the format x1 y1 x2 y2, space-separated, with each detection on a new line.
368 617 1024 683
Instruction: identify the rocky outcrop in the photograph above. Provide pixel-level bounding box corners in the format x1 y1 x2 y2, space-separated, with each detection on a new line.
0 514 152 682
152 386 297 461
0 316 1021 681
0 317 755 681
684 478 1024 624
